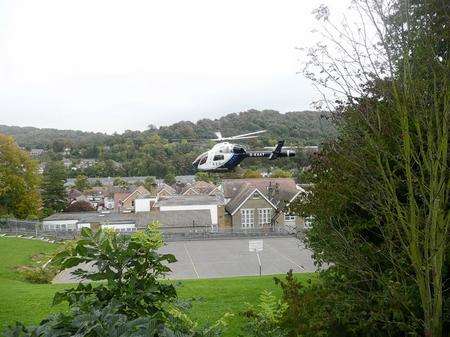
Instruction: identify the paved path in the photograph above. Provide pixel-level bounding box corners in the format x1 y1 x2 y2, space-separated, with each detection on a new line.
53 237 316 283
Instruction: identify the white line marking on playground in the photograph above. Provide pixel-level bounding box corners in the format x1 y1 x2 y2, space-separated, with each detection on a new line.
183 243 200 279
265 243 305 271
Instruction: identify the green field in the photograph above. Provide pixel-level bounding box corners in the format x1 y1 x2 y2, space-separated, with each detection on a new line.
0 237 311 336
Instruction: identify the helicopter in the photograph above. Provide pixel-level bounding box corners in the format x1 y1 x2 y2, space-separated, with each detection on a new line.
192 130 295 172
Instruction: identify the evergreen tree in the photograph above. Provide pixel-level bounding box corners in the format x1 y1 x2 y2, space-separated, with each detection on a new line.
42 161 67 215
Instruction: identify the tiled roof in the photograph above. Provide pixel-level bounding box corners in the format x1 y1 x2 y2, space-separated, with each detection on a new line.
223 178 302 214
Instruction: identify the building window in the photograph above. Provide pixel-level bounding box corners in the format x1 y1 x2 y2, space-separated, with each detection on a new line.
258 208 272 226
284 214 296 222
241 209 254 228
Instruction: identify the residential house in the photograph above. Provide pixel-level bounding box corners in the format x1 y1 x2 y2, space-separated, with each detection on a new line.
114 185 152 212
157 183 177 198
222 178 305 232
181 181 220 196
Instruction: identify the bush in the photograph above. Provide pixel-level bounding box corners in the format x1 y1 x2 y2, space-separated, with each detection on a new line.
241 290 288 337
18 266 57 284
4 223 229 337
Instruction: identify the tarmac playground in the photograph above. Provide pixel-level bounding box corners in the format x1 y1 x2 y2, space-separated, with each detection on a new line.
53 237 316 283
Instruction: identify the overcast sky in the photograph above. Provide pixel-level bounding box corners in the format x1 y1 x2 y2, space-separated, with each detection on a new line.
0 0 348 133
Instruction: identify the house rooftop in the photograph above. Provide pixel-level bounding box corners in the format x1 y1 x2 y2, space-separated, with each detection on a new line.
156 194 224 207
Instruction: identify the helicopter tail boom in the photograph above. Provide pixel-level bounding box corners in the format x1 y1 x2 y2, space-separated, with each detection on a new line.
246 140 295 160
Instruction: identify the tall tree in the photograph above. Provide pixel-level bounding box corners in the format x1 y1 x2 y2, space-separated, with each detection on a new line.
42 161 67 215
295 0 449 335
0 133 41 219
74 175 90 192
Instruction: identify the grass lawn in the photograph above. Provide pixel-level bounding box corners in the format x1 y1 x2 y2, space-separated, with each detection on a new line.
0 236 312 336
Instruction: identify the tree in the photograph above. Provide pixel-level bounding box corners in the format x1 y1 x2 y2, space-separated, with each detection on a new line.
293 0 449 336
243 169 262 178
113 177 129 189
0 133 41 219
195 172 220 184
143 176 157 194
270 169 292 178
42 161 67 215
164 172 176 185
74 175 90 192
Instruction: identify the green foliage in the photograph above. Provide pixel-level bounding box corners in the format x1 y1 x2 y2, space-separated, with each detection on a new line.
42 161 67 216
164 172 176 185
4 224 228 336
1 110 334 177
113 177 129 188
0 133 42 219
195 172 219 184
18 266 57 284
73 175 90 192
241 290 287 337
270 169 292 178
143 176 157 193
242 169 262 178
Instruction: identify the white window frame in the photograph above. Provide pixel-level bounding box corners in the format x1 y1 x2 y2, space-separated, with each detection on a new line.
241 209 255 228
258 208 272 227
284 214 296 222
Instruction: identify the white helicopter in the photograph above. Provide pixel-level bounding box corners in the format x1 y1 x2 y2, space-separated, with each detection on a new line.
192 130 295 172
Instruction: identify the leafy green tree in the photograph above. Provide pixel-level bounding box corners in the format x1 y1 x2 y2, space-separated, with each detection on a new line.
292 0 449 335
74 175 90 192
143 176 157 193
0 133 41 219
243 169 262 178
4 224 228 337
164 171 176 185
270 169 292 178
42 161 67 215
113 177 129 189
195 172 219 184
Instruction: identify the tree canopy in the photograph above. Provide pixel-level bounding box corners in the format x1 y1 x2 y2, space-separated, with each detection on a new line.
0 133 41 219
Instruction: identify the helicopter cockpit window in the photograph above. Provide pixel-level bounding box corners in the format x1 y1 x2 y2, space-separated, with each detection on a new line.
213 154 224 161
199 155 208 165
193 152 208 166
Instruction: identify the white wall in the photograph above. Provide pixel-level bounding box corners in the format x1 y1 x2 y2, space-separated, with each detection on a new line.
43 219 78 231
101 223 136 232
135 198 156 212
159 205 218 225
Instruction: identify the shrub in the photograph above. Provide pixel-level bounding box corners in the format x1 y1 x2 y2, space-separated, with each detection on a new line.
18 266 57 284
4 223 228 337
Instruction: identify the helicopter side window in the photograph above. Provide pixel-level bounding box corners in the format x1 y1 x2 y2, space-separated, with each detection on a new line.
213 154 224 161
233 146 245 154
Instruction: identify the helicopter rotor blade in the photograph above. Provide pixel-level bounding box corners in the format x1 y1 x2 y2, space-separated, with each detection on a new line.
212 130 267 141
229 130 267 139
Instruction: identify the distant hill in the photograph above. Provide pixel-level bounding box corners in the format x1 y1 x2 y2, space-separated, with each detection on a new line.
1 109 334 148
1 109 335 177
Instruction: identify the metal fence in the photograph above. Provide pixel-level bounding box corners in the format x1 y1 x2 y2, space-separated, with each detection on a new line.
0 218 296 242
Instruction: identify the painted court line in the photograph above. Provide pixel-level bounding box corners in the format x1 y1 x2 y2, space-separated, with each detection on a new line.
264 242 305 271
183 243 200 279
